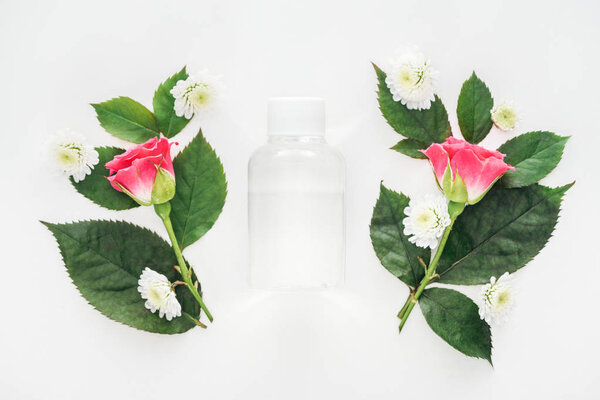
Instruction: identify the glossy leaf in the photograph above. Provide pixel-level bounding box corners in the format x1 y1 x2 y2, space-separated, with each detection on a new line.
370 184 430 288
498 131 569 188
437 183 573 284
391 139 428 159
153 67 191 138
374 63 451 147
70 147 139 210
170 130 227 249
457 72 494 144
420 288 492 363
92 97 160 143
42 220 200 334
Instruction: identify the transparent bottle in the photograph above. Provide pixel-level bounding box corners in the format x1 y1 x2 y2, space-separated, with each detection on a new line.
248 97 345 289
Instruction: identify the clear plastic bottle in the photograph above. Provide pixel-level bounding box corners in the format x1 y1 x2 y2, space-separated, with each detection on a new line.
248 97 345 289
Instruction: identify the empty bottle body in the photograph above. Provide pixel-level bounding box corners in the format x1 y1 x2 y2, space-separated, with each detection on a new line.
249 135 345 288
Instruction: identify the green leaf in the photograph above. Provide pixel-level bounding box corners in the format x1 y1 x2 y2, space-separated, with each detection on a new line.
153 67 191 138
457 72 494 144
70 147 139 210
391 139 428 159
92 97 160 143
42 220 200 334
419 288 492 363
370 184 430 288
437 183 573 285
374 63 451 147
498 131 569 188
170 130 227 249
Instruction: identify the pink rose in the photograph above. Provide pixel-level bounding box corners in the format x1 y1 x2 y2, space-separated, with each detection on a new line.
421 137 515 204
106 137 177 206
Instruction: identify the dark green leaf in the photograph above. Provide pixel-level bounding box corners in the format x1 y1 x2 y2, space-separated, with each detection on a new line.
370 184 430 288
153 67 191 138
374 63 451 147
391 139 428 159
70 147 139 210
457 72 494 144
42 220 200 334
437 183 573 284
420 288 492 363
92 97 160 143
498 131 569 188
170 130 227 249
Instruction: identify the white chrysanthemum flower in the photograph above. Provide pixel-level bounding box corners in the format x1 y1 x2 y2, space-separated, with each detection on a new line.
385 48 438 110
479 272 514 325
137 268 182 321
491 102 519 131
170 70 221 119
49 130 99 182
403 194 451 249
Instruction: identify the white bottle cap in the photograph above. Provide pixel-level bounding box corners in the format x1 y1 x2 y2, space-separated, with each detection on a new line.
268 97 325 136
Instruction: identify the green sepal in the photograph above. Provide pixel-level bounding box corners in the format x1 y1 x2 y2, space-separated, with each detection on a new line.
441 160 468 203
151 168 176 205
113 182 152 206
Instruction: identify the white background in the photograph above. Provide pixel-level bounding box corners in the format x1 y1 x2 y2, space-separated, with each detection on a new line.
1 0 598 399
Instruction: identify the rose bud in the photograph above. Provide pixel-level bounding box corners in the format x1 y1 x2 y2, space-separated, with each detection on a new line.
105 137 176 206
421 137 514 205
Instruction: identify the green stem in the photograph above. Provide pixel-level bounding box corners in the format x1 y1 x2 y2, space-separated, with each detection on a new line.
155 202 213 323
398 201 465 333
397 294 413 319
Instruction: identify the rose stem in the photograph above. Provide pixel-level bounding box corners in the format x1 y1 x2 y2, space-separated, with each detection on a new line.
397 201 465 333
154 202 214 323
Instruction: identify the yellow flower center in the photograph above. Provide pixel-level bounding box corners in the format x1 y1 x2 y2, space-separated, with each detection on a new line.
147 286 165 306
396 67 423 90
496 290 511 308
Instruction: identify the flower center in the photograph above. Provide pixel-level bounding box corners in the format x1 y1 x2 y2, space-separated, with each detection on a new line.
147 286 165 306
397 65 425 90
495 290 510 308
192 87 211 105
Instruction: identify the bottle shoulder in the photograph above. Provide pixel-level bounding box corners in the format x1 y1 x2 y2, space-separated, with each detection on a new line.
249 141 345 166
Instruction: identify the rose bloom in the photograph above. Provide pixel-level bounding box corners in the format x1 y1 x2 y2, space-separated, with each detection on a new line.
106 137 176 206
421 137 514 204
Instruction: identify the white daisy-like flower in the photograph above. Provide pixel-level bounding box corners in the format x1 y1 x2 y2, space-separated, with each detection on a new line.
403 194 451 249
49 130 99 182
170 70 221 119
137 268 182 321
385 48 438 110
479 272 514 325
491 102 519 131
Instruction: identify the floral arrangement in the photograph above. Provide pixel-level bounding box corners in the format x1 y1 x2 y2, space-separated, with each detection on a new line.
370 48 572 363
43 67 226 333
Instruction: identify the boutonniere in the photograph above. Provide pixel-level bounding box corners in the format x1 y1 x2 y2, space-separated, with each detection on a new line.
370 48 572 363
43 67 227 333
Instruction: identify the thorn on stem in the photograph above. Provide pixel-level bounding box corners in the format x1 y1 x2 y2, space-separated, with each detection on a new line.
418 257 428 272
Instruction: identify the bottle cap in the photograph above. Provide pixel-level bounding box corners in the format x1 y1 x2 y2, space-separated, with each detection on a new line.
268 97 325 136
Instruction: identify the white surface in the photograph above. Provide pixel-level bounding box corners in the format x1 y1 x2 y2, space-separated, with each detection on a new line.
268 97 326 136
0 0 598 399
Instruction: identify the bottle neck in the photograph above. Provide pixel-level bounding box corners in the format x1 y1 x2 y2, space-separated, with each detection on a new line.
268 135 326 144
